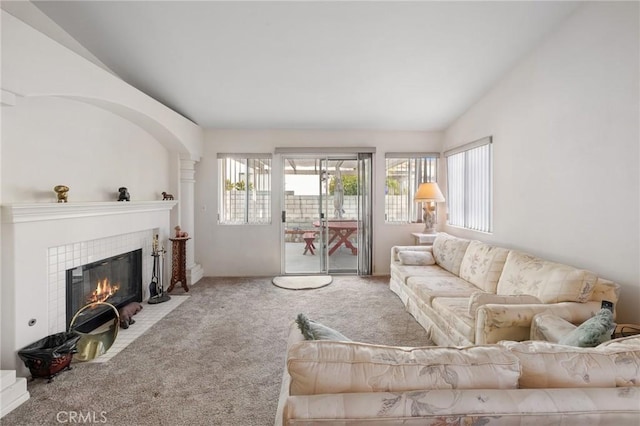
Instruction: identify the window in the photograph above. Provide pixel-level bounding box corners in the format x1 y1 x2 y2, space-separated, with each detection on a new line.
385 153 439 223
218 154 271 224
445 137 492 232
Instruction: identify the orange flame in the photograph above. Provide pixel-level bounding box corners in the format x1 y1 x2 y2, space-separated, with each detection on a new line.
88 278 120 304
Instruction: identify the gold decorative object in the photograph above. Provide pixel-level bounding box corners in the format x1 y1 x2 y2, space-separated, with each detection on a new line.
53 185 69 203
69 301 119 361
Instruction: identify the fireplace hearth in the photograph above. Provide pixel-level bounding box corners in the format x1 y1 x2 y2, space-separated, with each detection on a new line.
66 249 142 333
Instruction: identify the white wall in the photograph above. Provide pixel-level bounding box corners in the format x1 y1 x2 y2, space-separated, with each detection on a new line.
0 10 199 372
442 2 639 323
195 129 443 276
0 9 205 204
2 96 170 202
1 11 204 159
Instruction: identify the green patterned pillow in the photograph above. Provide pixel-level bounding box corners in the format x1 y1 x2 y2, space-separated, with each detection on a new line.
295 313 351 341
558 309 615 347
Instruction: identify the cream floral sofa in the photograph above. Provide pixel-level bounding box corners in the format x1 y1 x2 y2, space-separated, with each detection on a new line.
390 232 620 345
275 322 640 425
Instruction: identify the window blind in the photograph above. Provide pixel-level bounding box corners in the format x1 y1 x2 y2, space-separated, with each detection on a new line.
445 138 492 232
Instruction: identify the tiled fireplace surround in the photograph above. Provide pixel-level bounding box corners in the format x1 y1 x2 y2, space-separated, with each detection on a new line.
1 201 177 373
47 230 154 335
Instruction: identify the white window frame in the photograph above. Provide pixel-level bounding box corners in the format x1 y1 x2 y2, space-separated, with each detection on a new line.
384 153 439 224
218 154 272 225
444 137 493 233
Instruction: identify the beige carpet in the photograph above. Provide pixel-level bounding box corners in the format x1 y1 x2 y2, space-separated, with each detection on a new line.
272 275 332 290
4 276 431 425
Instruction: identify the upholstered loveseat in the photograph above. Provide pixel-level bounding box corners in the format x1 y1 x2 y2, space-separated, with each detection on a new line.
390 233 620 345
275 322 640 425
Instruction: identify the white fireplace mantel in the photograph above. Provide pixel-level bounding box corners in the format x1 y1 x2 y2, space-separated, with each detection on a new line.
1 200 178 224
1 200 177 374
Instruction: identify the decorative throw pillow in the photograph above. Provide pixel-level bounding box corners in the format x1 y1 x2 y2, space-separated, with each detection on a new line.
431 233 472 275
295 314 351 341
398 250 435 266
558 309 616 347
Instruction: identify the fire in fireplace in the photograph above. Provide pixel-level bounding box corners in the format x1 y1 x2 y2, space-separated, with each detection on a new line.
66 249 142 333
88 278 120 304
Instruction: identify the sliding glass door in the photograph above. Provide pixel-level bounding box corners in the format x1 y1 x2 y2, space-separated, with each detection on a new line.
281 154 371 275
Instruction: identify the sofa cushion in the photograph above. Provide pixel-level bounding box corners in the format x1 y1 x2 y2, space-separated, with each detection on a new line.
501 339 640 388
406 276 478 307
287 340 521 395
468 292 542 316
398 250 435 266
390 263 455 286
432 233 472 276
459 241 510 293
589 278 621 304
598 334 640 348
431 297 476 343
496 251 597 303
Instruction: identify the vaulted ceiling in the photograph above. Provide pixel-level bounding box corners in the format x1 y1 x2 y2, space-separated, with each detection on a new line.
23 1 580 130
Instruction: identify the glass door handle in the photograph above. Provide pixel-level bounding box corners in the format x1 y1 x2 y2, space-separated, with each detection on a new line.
281 211 286 223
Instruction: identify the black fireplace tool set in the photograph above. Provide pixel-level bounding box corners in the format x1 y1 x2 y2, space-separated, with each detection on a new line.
148 234 170 304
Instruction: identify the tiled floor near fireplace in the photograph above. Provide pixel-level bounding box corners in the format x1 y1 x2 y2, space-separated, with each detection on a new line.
88 295 189 363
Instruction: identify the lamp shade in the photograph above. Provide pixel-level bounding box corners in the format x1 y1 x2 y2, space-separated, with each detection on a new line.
414 182 445 202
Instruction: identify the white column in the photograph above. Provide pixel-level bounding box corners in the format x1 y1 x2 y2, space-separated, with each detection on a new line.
179 156 204 286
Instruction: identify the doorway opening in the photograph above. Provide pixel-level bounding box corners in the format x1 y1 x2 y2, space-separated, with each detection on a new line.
281 154 372 275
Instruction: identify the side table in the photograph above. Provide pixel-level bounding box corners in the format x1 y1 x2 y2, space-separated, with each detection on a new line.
168 237 190 293
411 232 437 246
613 323 640 339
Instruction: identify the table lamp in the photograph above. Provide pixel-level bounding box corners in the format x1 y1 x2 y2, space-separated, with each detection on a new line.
414 182 445 233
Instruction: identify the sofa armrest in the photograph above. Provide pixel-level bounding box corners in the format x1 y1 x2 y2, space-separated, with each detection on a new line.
589 278 620 306
530 313 577 342
390 245 433 262
276 322 305 426
475 301 602 344
468 292 542 316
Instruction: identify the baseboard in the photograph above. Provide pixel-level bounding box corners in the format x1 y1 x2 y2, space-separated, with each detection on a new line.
1 372 30 418
187 263 204 286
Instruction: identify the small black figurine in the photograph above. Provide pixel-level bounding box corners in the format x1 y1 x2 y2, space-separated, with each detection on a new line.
162 191 174 200
118 187 130 201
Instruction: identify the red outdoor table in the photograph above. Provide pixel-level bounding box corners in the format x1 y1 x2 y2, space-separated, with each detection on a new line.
313 220 358 255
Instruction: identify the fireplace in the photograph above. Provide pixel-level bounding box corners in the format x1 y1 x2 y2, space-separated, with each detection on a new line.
66 249 143 333
1 201 175 373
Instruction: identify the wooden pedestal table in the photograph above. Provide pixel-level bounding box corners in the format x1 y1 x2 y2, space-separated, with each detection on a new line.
168 237 190 293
